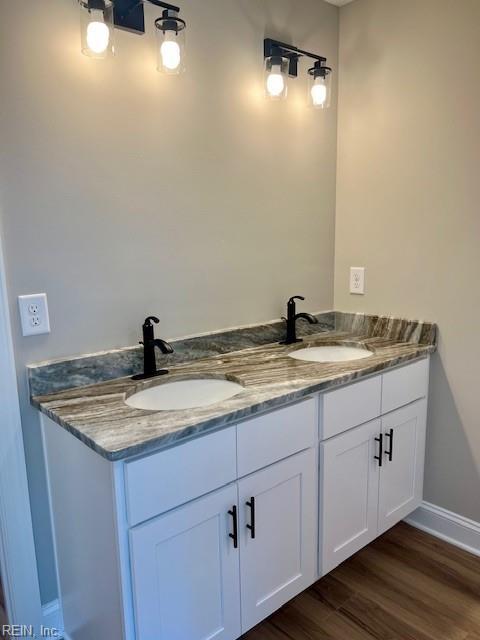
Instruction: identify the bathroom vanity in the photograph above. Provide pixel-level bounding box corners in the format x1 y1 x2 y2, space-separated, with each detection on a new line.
32 314 435 640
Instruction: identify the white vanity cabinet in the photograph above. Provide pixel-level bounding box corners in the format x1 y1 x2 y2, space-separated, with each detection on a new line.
130 484 241 640
319 359 429 575
377 400 427 534
42 396 318 640
129 448 317 640
41 356 430 640
238 449 316 632
320 418 382 573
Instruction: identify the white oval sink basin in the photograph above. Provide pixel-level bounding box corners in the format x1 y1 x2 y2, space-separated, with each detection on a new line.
125 379 244 411
289 346 373 363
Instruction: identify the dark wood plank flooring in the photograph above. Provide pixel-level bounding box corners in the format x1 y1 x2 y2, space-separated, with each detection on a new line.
242 523 480 640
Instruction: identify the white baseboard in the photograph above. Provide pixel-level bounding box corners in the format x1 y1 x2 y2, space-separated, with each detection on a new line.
405 501 480 557
42 598 63 636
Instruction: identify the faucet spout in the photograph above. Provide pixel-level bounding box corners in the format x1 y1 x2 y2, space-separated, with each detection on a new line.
155 338 174 355
295 312 319 325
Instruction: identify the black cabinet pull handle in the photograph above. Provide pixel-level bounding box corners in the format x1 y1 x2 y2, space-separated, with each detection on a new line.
385 428 394 462
246 497 256 539
374 433 383 467
228 506 238 549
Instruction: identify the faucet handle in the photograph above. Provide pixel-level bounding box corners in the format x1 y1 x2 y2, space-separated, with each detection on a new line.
143 316 160 327
288 296 305 304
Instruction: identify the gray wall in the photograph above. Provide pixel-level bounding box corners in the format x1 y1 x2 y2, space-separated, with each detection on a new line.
0 0 339 602
335 0 480 521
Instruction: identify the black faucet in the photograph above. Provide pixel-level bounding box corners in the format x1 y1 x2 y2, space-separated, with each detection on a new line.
132 316 174 381
281 296 319 345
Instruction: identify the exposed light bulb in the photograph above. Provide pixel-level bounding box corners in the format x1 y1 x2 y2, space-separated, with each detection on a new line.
311 79 327 107
160 35 181 71
266 65 285 97
86 20 110 55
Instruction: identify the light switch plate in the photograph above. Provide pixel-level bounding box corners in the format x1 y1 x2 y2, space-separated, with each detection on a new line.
18 293 51 336
350 267 365 295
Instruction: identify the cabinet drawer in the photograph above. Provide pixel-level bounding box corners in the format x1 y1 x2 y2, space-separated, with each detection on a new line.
382 358 429 414
237 398 317 477
125 427 237 526
320 376 382 440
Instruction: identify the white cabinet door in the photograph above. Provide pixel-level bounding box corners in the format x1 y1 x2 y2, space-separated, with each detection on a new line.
320 419 381 575
378 400 427 535
130 484 241 640
238 449 316 633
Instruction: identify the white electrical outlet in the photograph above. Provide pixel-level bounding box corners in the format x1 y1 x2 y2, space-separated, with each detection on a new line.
350 267 365 295
18 293 51 336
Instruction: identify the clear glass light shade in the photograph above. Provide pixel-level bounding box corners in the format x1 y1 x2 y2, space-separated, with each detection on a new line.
309 70 332 109
265 57 288 100
79 1 114 59
155 17 186 75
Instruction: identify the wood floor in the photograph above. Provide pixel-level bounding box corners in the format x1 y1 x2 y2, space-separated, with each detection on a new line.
241 522 480 640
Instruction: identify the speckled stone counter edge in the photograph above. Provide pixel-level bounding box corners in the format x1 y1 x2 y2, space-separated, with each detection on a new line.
28 311 436 397
34 348 435 461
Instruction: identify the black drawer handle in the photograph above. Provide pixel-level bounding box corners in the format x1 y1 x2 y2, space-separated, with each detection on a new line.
246 497 256 539
385 428 394 462
374 433 383 467
228 506 238 549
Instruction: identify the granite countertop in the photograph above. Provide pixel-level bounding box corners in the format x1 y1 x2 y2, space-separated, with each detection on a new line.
32 321 436 461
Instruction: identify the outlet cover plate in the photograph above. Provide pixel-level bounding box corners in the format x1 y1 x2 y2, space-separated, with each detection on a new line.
18 293 50 336
350 267 365 295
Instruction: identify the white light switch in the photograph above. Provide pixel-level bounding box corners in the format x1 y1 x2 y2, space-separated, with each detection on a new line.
350 267 365 295
18 293 51 336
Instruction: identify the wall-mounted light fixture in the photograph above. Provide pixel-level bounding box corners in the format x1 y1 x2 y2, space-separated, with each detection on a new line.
79 0 115 58
79 0 187 73
264 38 332 108
308 61 332 109
154 8 186 74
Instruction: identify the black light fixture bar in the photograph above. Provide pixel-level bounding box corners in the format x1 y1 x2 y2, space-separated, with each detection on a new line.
114 0 180 34
264 38 326 77
85 0 109 10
